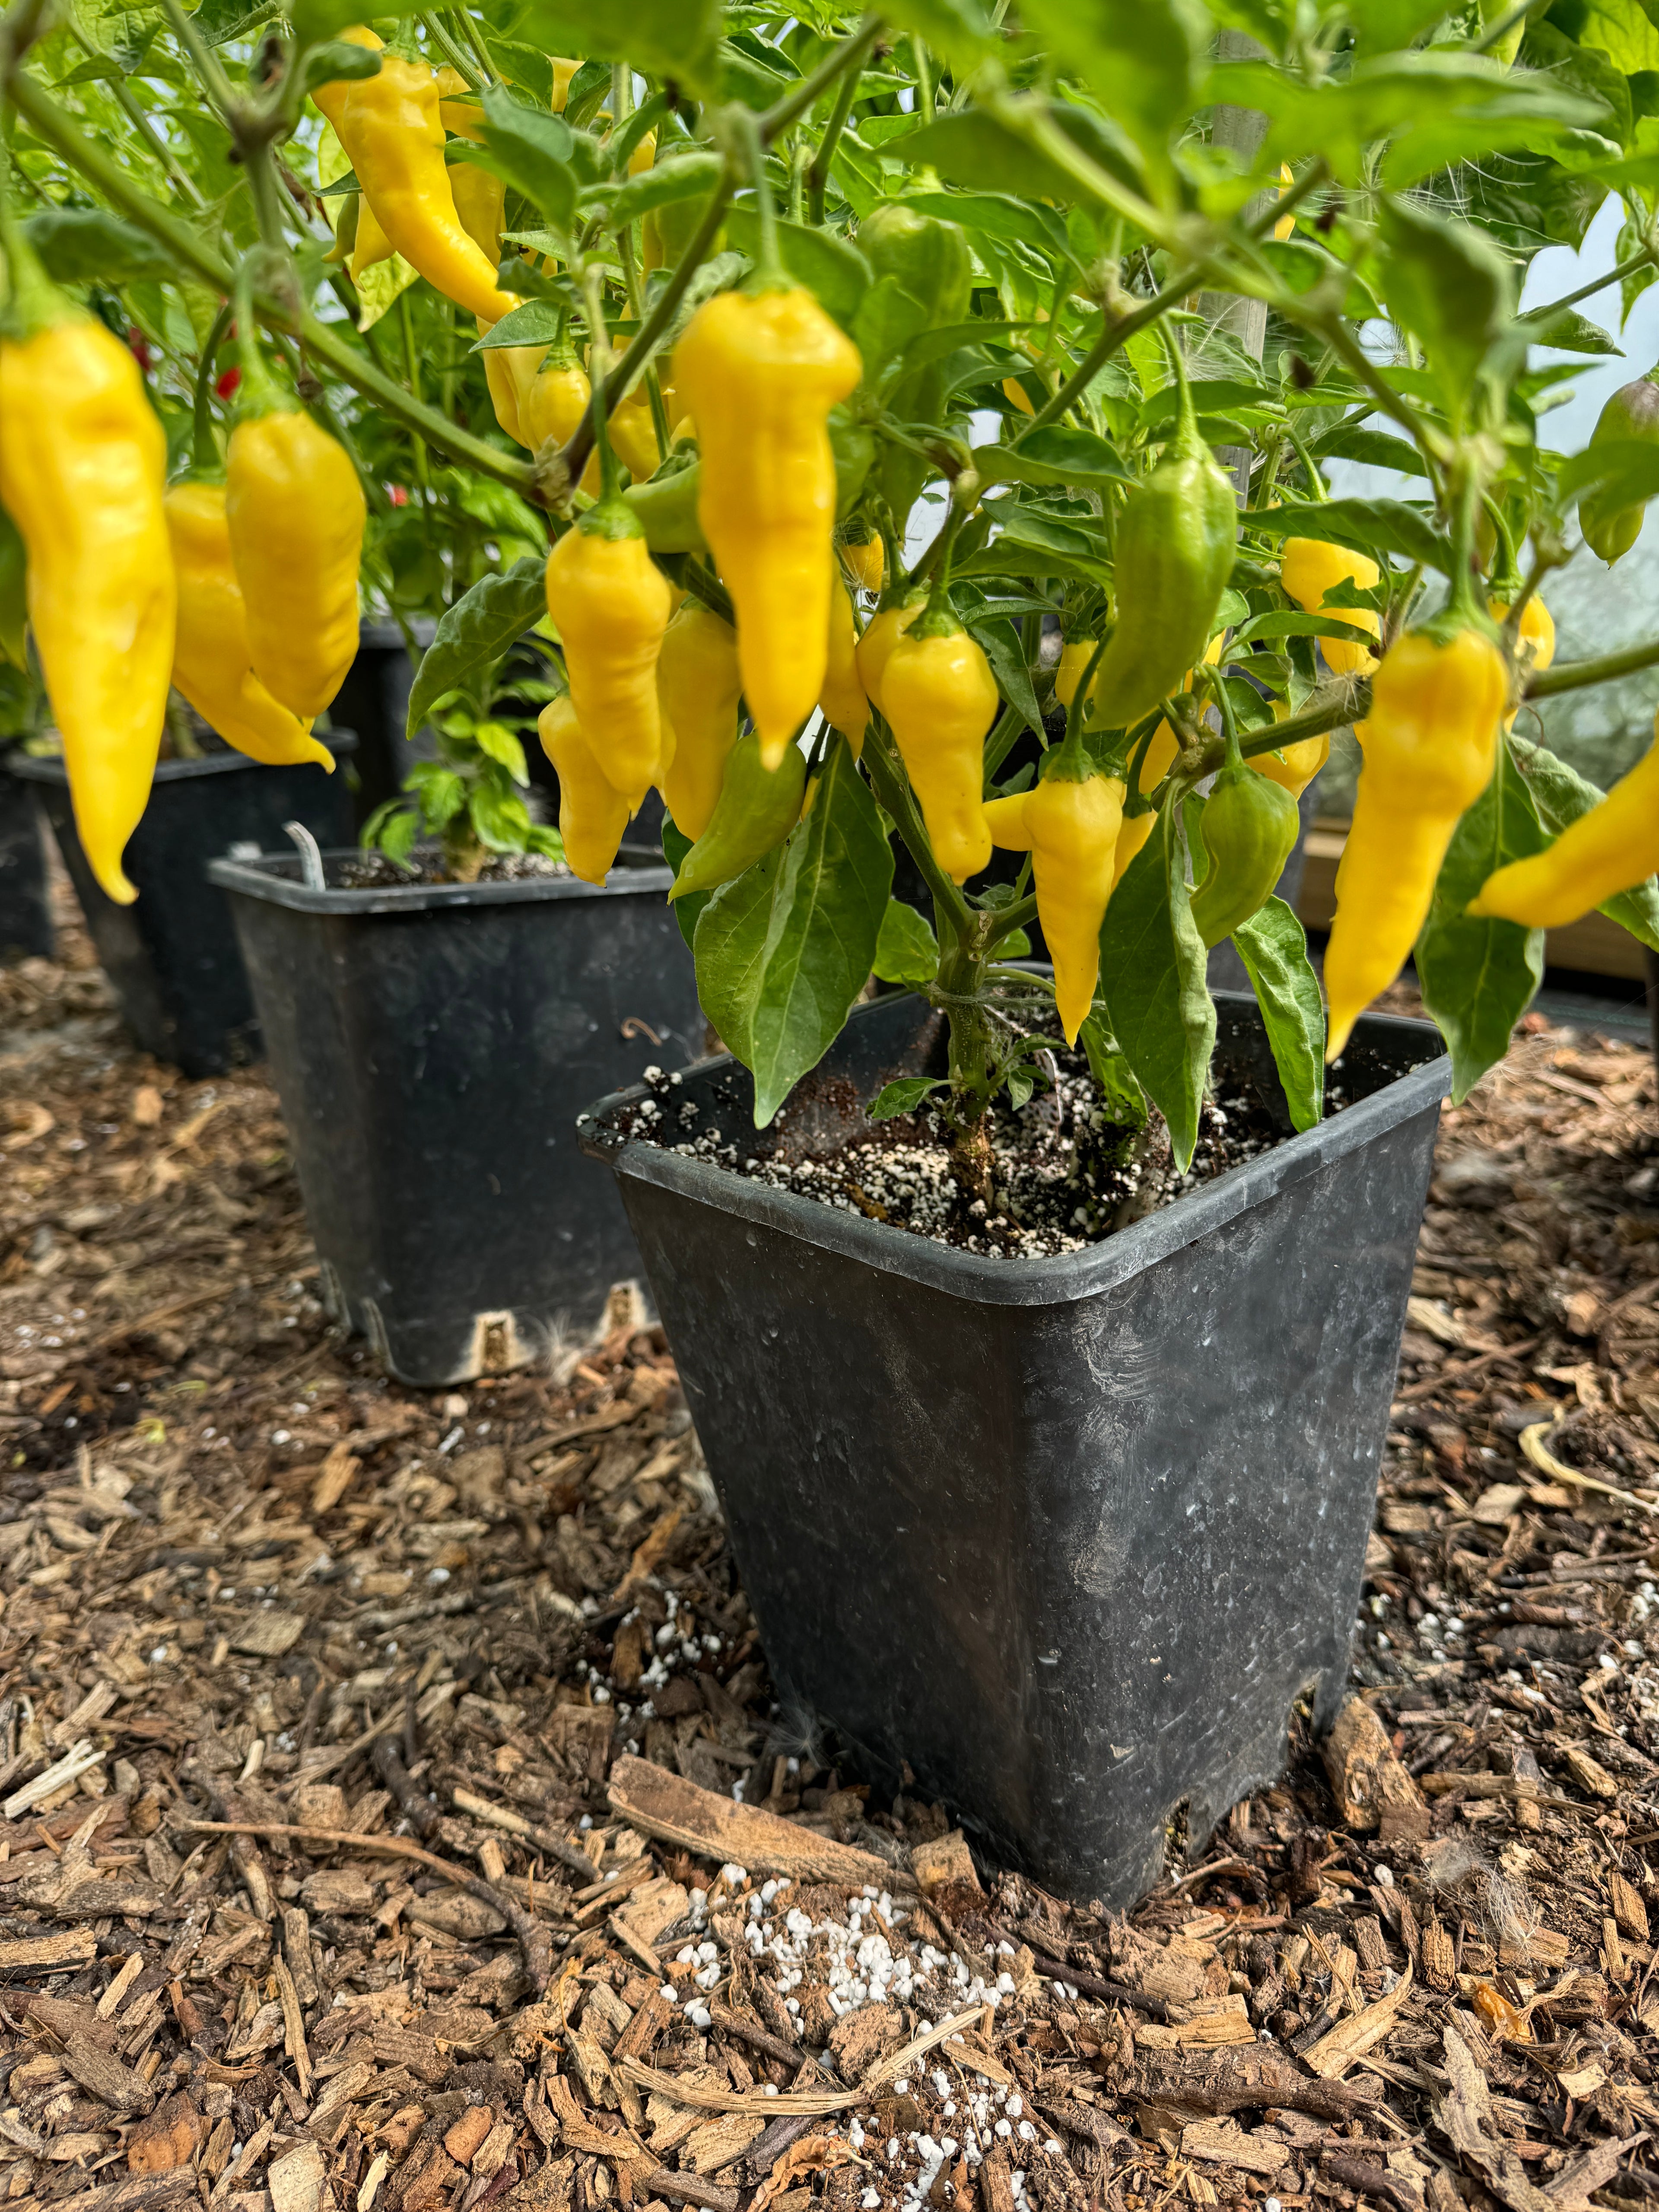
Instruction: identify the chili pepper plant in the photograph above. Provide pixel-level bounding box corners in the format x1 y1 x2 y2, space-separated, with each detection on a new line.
8 0 1659 1184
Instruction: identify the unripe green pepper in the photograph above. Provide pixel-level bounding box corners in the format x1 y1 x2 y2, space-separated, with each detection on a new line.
1580 369 1659 566
669 729 807 900
859 200 972 522
1087 351 1236 734
1189 731 1300 948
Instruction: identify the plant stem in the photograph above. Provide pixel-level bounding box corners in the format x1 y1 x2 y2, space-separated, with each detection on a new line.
191 296 234 469
806 58 860 227
757 14 883 142
1526 247 1657 327
1525 633 1659 698
420 10 478 87
1470 0 1551 51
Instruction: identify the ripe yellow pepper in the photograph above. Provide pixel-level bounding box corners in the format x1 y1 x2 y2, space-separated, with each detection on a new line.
1003 377 1035 416
1323 623 1506 1059
880 610 998 883
538 694 632 883
552 57 579 112
1109 718 1184 893
985 753 1125 1043
544 506 672 799
451 164 540 448
165 483 332 772
309 22 380 132
225 370 365 720
350 195 395 284
839 534 884 594
0 266 173 905
854 594 924 716
657 600 741 840
335 48 515 323
1471 712 1659 928
1280 538 1380 677
820 576 869 755
675 286 861 766
1250 703 1329 799
1053 637 1097 709
1491 593 1555 728
1274 163 1296 240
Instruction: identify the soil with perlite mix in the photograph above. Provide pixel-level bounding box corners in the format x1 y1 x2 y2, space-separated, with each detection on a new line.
3 871 1659 2212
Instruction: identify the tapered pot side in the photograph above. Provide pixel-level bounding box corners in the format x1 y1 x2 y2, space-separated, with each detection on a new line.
0 750 53 963
209 849 704 1388
579 990 1449 1906
11 744 356 1076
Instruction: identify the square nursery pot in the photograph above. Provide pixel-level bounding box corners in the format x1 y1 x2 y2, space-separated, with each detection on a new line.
0 748 52 962
12 742 355 1075
579 989 1449 1906
208 847 704 1386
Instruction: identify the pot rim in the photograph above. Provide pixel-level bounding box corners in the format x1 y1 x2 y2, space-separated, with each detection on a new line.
579 991 1451 1309
207 843 675 913
8 734 359 786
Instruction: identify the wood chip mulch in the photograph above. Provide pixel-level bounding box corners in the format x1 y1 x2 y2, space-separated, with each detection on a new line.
4 891 1659 2212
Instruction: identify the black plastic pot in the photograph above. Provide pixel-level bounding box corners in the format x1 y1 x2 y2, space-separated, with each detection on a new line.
0 750 52 963
580 990 1449 1904
208 848 704 1386
12 744 355 1076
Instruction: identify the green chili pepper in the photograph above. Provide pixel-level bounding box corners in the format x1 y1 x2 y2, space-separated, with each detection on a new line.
858 200 971 524
668 729 807 900
1189 729 1300 948
1580 370 1659 566
1086 348 1236 734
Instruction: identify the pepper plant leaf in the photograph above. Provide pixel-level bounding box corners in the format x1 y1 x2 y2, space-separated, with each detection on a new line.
1229 896 1324 1133
872 899 940 985
1508 735 1659 953
868 1074 947 1122
1414 746 1548 1105
694 737 894 1127
406 558 548 741
1099 799 1215 1173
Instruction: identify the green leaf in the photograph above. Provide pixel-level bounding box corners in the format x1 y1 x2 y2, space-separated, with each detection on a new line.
1414 744 1547 1104
1508 735 1659 953
967 616 1044 736
694 736 894 1127
868 1074 947 1122
976 425 1132 492
474 721 529 784
406 559 547 741
872 899 940 985
291 0 415 51
470 786 534 852
1375 195 1515 408
900 104 1143 205
1016 0 1205 178
1078 1014 1148 1127
1229 897 1324 1133
872 0 999 70
1520 303 1621 357
1244 496 1453 575
408 760 467 831
722 206 871 329
479 85 578 233
1099 798 1215 1174
661 815 711 950
0 505 28 671
507 0 724 97
583 149 724 229
21 206 172 283
473 298 566 351
852 276 934 385
895 189 1074 268
296 36 380 98
1554 437 1659 507
1308 421 1430 480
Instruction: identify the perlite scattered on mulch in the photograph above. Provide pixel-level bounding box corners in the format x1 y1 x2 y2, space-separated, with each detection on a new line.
4 883 1659 2212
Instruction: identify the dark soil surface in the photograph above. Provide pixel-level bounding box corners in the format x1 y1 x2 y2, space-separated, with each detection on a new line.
334 852 569 891
3 871 1659 2212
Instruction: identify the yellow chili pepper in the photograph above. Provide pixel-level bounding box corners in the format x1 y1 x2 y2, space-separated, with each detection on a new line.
544 502 672 800
1280 537 1380 677
1323 622 1506 1059
675 286 861 767
1274 164 1296 241
1471 711 1659 928
225 352 365 721
309 22 380 131
986 750 1125 1043
1003 377 1035 416
820 576 869 756
538 694 632 884
880 607 998 883
656 600 741 841
1108 721 1184 893
0 252 173 904
434 64 485 140
1490 593 1555 728
334 45 515 323
552 57 580 111
165 482 332 772
855 594 924 717
839 534 884 594
1053 638 1097 709
1250 703 1329 800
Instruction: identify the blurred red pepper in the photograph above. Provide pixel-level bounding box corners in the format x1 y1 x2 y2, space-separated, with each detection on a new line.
387 483 409 506
127 328 152 372
215 366 241 399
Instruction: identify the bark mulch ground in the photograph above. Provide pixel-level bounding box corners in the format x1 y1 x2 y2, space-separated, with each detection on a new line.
4 894 1659 2212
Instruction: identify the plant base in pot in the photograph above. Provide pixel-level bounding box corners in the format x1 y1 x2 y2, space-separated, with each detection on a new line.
211 845 704 1386
12 744 355 1075
580 988 1448 1906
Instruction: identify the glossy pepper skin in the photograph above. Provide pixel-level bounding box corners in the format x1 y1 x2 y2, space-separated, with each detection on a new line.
657 601 741 841
1579 372 1659 565
1280 537 1380 676
854 594 924 716
1053 638 1098 710
0 277 173 904
986 753 1126 1043
226 390 365 721
309 22 380 131
335 51 515 323
675 286 862 766
1323 623 1506 1059
1189 747 1299 947
820 576 869 755
1109 720 1184 891
543 502 672 800
839 534 884 594
165 483 332 772
1471 719 1659 927
538 694 632 884
1491 594 1555 728
1250 726 1329 798
623 452 706 552
880 610 998 883
451 165 540 446
1087 362 1236 732
520 348 590 461
669 731 807 900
